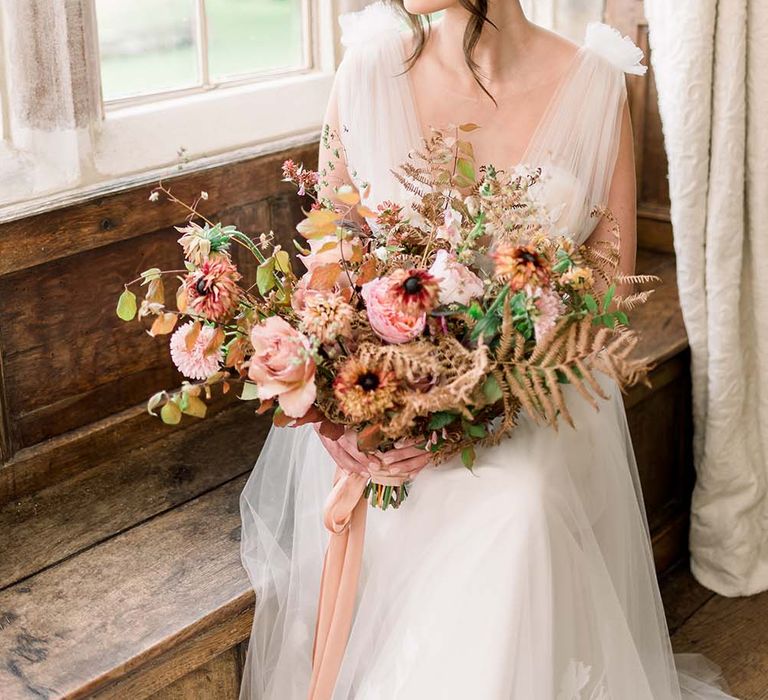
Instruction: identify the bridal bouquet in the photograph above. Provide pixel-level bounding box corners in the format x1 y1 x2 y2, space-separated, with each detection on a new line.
117 124 655 509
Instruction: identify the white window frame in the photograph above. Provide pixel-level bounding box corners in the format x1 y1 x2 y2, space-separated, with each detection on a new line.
0 0 342 220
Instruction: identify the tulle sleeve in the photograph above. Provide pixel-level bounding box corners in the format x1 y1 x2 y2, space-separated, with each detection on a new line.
332 3 422 207
525 24 646 244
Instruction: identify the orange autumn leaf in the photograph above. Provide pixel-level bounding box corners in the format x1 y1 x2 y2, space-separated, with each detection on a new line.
176 284 188 313
357 205 377 219
204 326 226 356
256 398 275 415
185 321 202 351
355 256 378 286
148 311 177 337
296 209 341 239
308 262 342 291
335 185 360 206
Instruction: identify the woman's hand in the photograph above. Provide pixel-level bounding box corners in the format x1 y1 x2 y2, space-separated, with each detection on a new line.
315 426 380 476
374 439 431 478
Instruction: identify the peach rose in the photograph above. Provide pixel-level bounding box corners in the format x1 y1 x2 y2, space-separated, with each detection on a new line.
361 277 426 344
248 316 316 418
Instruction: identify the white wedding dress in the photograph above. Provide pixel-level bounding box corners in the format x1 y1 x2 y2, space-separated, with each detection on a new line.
239 5 736 699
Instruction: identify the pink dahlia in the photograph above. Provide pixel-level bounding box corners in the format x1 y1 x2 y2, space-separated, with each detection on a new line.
170 321 223 380
532 287 566 342
184 256 242 321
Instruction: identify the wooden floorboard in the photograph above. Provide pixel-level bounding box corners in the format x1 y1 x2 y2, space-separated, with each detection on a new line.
662 566 768 699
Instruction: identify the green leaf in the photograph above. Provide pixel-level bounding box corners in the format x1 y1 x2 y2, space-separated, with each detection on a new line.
461 445 476 470
275 250 292 274
602 284 616 312
428 411 459 430
482 374 503 403
257 257 276 296
116 288 137 321
467 301 484 320
584 294 599 314
456 158 476 183
239 381 261 401
471 313 501 342
616 311 629 326
464 422 487 438
160 400 182 425
182 395 207 418
140 268 163 284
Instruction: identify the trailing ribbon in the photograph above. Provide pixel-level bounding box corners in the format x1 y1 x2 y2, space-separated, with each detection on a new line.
308 466 407 700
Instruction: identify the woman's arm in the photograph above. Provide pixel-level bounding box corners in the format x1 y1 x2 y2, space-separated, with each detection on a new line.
316 80 354 202
585 100 637 300
312 84 431 476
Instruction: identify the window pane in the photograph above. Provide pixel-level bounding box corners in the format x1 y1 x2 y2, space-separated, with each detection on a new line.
206 0 306 82
96 0 199 101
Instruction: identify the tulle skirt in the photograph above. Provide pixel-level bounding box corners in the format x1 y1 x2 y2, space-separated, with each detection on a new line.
239 373 735 699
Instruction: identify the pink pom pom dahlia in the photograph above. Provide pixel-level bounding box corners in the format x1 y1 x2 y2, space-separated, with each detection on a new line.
170 321 223 380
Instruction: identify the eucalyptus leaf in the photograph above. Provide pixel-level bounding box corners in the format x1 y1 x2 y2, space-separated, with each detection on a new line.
116 289 137 321
257 258 276 296
456 158 476 183
160 401 182 425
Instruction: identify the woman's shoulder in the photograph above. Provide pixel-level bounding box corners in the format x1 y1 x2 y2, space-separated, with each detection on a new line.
582 22 648 76
339 1 406 53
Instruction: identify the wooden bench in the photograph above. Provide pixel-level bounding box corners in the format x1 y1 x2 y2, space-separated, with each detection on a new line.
0 250 694 699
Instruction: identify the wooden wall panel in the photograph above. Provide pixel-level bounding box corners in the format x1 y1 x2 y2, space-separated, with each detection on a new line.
0 143 317 455
150 647 240 700
605 0 673 253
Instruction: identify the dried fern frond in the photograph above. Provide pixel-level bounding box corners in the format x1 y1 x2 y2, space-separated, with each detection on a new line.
614 273 661 286
615 290 655 311
494 316 649 429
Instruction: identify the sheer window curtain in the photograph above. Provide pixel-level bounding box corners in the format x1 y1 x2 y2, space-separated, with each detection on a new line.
0 0 100 208
645 0 768 596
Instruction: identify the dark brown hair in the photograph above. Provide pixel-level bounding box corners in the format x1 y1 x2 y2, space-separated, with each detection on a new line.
392 1 498 101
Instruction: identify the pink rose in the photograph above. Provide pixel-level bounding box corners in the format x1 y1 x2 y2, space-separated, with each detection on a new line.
361 277 426 344
429 249 484 305
248 316 317 418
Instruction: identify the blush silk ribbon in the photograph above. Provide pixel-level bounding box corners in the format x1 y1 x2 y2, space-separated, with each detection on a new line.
308 466 406 700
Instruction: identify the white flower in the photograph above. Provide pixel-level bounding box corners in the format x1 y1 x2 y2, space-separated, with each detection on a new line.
435 207 463 247
373 246 389 261
200 190 209 200
148 191 160 202
429 249 484 306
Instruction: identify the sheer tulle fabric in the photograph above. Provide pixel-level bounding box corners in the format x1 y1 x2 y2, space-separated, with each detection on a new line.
239 5 736 698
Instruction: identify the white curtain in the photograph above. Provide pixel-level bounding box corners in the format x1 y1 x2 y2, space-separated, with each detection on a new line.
644 0 768 596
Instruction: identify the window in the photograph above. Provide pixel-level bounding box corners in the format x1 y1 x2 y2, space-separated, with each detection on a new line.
96 0 310 104
0 0 338 216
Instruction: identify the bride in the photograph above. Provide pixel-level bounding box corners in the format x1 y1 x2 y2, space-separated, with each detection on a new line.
239 2 736 698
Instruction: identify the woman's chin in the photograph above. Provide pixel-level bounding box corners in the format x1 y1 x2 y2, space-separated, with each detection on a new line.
403 0 457 15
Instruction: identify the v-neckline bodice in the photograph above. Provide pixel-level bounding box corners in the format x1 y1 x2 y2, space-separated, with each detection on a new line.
396 32 588 170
